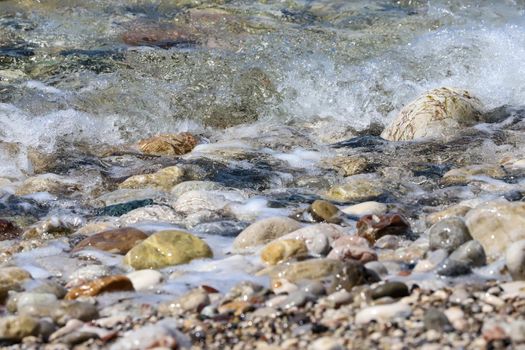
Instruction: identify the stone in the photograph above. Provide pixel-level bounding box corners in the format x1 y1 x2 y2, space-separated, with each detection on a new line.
126 270 163 290
65 275 134 300
329 156 368 177
465 201 525 259
119 166 184 190
138 132 197 156
380 87 484 141
326 174 385 202
0 219 21 240
15 174 81 196
121 21 197 48
424 308 452 331
232 217 302 252
109 318 191 350
365 261 388 276
94 188 162 207
327 242 377 263
0 315 39 341
308 337 344 350
124 230 213 269
119 205 181 226
53 301 99 325
68 265 114 287
506 240 525 280
330 261 381 292
0 266 31 303
441 164 506 186
341 201 387 218
71 227 148 254
9 292 58 314
171 181 225 197
173 190 246 214
159 288 210 315
279 223 345 256
510 321 525 343
265 259 343 283
437 259 472 277
428 217 472 253
217 300 253 315
261 239 308 265
370 282 410 300
425 205 472 226
22 215 83 240
355 302 411 323
449 240 486 267
28 281 67 299
357 213 411 244
309 200 342 222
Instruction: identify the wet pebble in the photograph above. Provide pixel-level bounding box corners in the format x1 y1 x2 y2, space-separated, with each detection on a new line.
261 239 308 265
232 216 302 252
357 213 411 244
428 217 472 253
65 275 134 300
308 200 342 223
124 230 213 269
449 240 486 267
370 281 410 300
71 227 148 254
437 259 472 277
506 240 525 280
138 132 197 156
126 269 163 290
119 166 184 190
341 201 387 218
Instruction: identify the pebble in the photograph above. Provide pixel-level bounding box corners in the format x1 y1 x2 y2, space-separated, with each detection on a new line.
423 308 451 331
326 174 385 202
71 227 148 254
109 318 191 350
232 216 302 252
506 240 525 280
124 230 213 269
355 302 411 323
119 166 184 190
425 205 472 226
428 217 472 253
380 87 483 141
330 261 381 292
261 239 308 265
441 164 506 186
68 265 114 287
327 243 377 263
0 218 21 240
357 213 411 244
308 200 342 222
437 259 472 277
173 190 246 214
444 307 466 331
0 315 40 341
65 275 134 300
267 258 343 283
308 336 344 350
118 205 181 226
449 239 487 267
465 201 525 258
138 132 197 156
126 269 163 290
9 292 57 313
325 289 353 306
278 223 343 256
341 201 387 217
159 288 210 315
364 261 388 276
171 180 225 197
510 320 525 343
370 281 410 300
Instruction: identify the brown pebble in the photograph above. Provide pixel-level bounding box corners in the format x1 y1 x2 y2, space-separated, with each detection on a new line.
65 275 134 300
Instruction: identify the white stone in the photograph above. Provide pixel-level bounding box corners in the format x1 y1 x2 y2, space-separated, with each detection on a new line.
381 87 483 141
355 302 411 324
341 201 387 217
126 270 163 291
507 240 525 280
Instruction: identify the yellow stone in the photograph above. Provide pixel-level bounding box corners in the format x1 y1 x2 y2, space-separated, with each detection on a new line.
119 166 184 190
124 230 213 269
261 239 308 265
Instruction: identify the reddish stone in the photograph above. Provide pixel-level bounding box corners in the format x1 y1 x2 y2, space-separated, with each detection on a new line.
121 23 197 48
356 213 411 244
71 227 148 254
65 275 134 300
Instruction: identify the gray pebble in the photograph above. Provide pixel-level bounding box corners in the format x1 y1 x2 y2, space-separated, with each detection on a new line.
449 240 486 267
437 259 472 277
424 308 451 331
429 217 472 253
370 282 410 300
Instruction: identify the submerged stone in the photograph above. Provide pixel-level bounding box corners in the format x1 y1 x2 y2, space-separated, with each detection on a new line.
138 132 197 156
232 217 302 252
261 239 308 265
95 199 154 217
357 213 411 244
71 227 148 254
428 217 472 253
65 275 134 300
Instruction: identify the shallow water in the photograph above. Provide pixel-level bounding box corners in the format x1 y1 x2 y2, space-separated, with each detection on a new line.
1 1 525 346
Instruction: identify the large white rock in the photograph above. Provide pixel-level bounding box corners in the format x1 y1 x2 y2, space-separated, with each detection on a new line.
381 87 484 141
465 201 525 259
